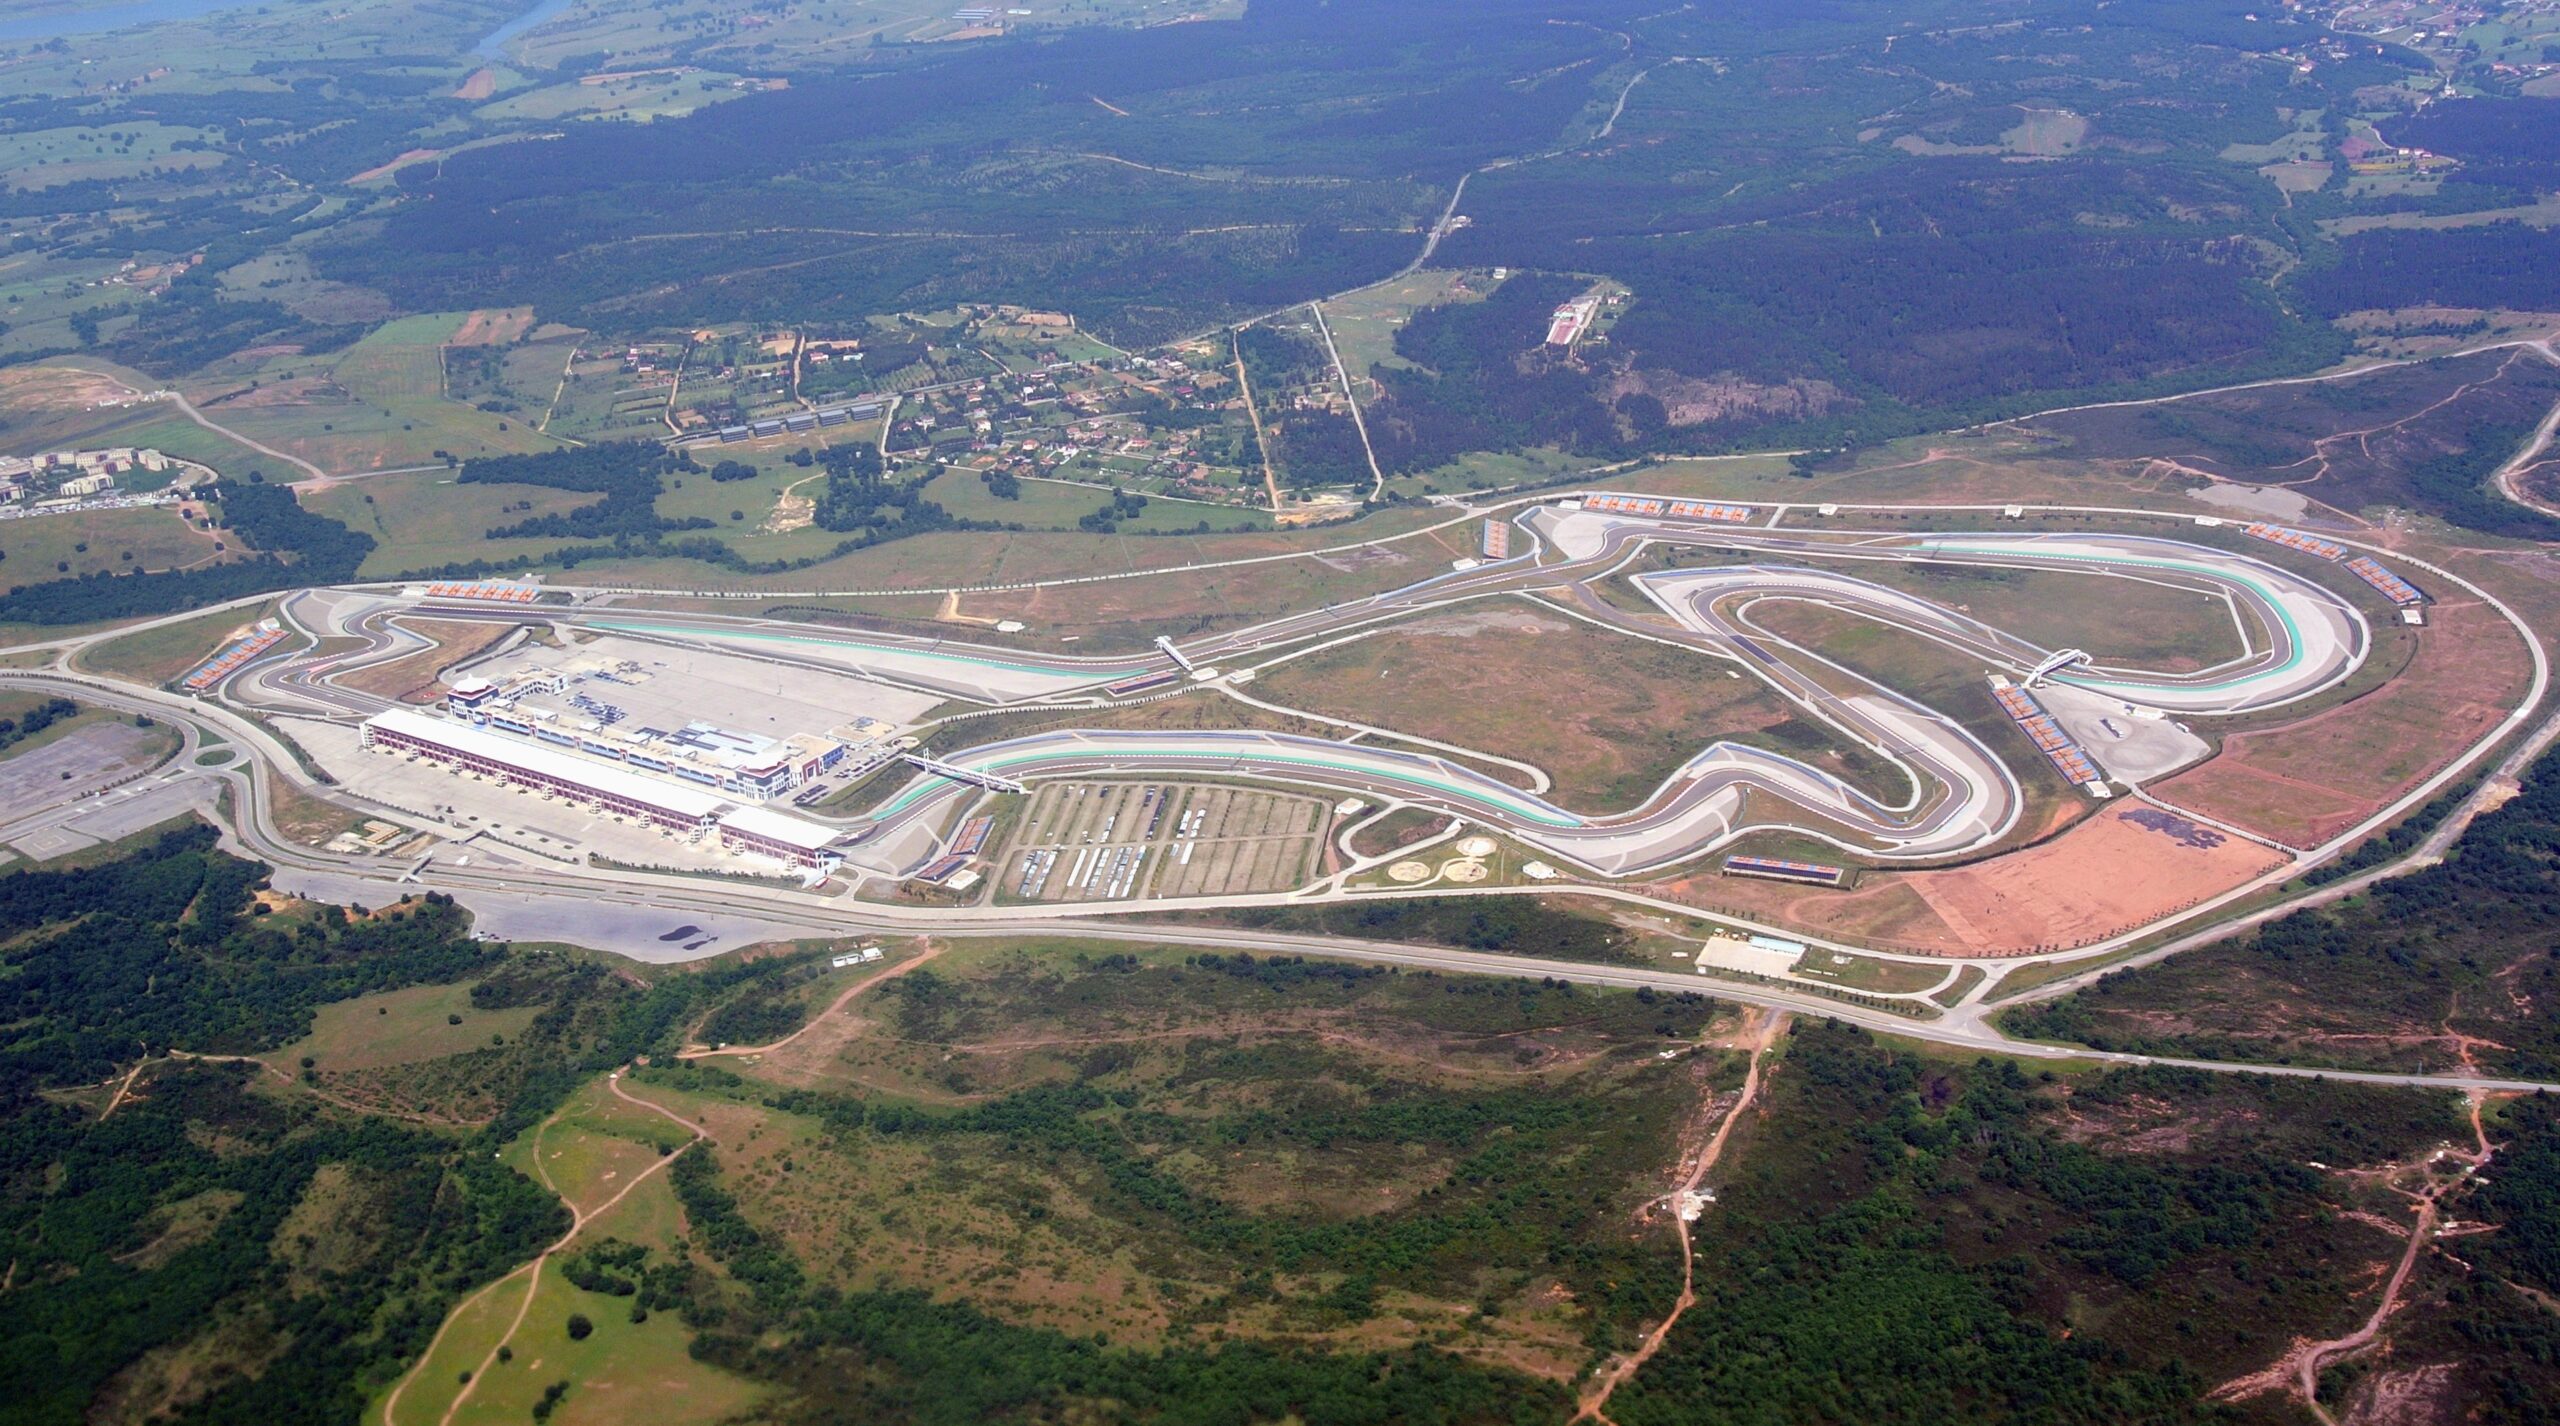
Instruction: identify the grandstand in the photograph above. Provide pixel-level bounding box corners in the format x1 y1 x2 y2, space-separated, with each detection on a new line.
1580 493 1755 524
1104 667 1183 697
2343 555 2424 606
1722 855 1847 887
1989 678 2107 792
2240 523 2346 561
1663 499 1754 524
1480 518 1511 560
183 622 288 693
1582 492 1665 516
909 813 996 887
420 580 541 604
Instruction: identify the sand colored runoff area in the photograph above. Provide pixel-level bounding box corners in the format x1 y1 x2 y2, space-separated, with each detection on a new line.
2151 594 2532 848
1667 805 2287 956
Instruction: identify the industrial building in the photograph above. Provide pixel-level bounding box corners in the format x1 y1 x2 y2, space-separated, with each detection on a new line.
359 708 844 870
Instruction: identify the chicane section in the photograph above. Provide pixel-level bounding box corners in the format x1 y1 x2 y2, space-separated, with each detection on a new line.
825 512 2374 878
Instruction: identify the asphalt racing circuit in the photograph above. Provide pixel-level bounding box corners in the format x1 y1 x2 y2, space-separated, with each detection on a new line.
332 507 2359 879
4 490 2546 1090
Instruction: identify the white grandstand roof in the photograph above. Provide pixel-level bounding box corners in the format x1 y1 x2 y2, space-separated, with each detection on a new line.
716 803 841 852
367 707 730 819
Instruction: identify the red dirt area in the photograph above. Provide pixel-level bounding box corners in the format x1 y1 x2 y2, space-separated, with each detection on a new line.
453 67 498 101
2153 595 2531 848
1661 806 2285 956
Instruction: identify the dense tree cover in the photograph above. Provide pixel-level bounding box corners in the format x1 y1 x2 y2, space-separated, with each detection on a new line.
1367 274 1635 473
0 826 498 1092
0 478 375 626
2398 420 2560 540
0 820 889 1424
0 827 605 1425
0 1062 566 1426
1609 1022 2442 1425
2292 223 2560 320
2007 745 2560 1077
1075 487 1152 532
710 1293 1564 1426
808 445 958 539
318 0 1629 342
460 442 712 541
2390 98 2560 193
2476 1094 2560 1300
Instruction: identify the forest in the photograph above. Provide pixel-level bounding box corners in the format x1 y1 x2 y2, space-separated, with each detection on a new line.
1608 1023 2501 1424
0 828 564 1424
459 442 713 542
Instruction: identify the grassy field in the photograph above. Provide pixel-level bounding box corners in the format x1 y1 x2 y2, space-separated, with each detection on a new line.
0 120 226 187
1815 557 2252 671
275 982 544 1076
1255 596 1883 808
383 1074 761 1426
78 598 280 686
921 466 1271 534
0 504 228 582
1380 444 1606 500
1318 267 1484 379
306 468 591 578
476 70 769 125
182 314 561 476
0 363 274 473
544 502 1449 598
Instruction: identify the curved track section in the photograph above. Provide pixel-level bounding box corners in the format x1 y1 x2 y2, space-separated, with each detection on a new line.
240 504 2378 879
838 517 2371 876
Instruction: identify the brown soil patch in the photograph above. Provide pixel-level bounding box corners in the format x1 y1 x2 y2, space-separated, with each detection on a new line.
1660 867 1962 953
1677 805 2283 955
448 307 534 347
349 147 441 183
453 67 497 101
2338 1362 2461 1426
2155 596 2531 846
0 364 136 415
336 618 522 703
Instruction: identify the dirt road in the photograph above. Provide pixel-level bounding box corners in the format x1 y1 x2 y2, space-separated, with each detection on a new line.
1576 1008 1788 1424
